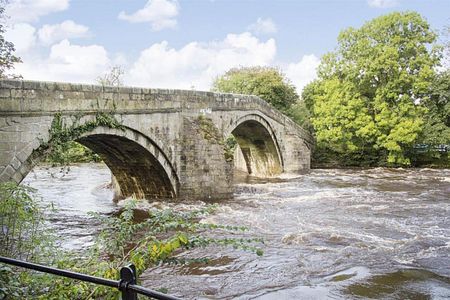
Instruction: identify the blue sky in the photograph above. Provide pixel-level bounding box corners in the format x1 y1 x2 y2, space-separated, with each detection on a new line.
5 0 450 92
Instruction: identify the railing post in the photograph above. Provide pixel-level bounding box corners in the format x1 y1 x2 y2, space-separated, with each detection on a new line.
120 264 138 300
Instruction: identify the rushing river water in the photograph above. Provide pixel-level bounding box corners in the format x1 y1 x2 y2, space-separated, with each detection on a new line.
22 164 450 299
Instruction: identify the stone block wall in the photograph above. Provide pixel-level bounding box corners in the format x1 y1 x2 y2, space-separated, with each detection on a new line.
0 115 52 183
178 117 233 200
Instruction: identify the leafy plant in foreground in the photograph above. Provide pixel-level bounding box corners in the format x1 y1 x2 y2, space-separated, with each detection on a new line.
0 183 53 261
0 184 263 299
0 182 59 298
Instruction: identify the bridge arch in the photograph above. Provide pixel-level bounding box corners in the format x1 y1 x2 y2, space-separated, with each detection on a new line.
76 126 179 199
16 124 179 200
225 114 283 177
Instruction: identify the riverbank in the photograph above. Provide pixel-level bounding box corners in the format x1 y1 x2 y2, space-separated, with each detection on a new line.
311 150 450 169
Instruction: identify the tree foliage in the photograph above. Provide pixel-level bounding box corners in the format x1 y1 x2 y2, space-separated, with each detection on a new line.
414 70 450 166
0 1 21 78
421 71 450 146
441 24 450 69
0 183 52 261
285 99 314 133
212 66 299 112
303 12 440 166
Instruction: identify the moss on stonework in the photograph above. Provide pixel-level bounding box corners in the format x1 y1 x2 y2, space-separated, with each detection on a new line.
195 115 236 162
196 115 223 144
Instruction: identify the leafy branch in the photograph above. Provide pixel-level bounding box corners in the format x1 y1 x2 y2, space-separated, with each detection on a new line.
36 112 124 166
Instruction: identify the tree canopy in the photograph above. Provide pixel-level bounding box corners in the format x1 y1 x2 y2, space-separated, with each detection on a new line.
0 2 21 78
212 66 299 112
420 71 450 146
303 12 440 166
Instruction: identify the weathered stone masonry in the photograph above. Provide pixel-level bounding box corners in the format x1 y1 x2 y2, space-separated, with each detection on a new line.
0 79 313 201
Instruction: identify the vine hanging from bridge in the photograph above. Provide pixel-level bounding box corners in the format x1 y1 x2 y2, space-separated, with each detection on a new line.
35 112 125 166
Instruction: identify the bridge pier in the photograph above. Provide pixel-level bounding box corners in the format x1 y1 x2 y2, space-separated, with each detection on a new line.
178 117 233 200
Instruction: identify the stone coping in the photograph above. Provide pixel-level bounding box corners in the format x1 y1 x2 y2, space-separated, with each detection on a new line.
0 79 314 143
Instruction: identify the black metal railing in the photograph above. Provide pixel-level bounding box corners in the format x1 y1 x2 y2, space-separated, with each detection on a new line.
0 256 182 300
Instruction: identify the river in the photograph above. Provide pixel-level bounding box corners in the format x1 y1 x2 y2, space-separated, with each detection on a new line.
22 164 450 299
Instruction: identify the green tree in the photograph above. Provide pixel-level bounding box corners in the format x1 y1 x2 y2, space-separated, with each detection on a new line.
212 66 299 112
304 12 440 166
0 1 21 78
414 70 450 166
285 99 314 133
441 24 450 68
421 71 450 146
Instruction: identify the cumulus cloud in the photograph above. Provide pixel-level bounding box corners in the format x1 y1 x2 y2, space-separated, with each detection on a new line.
285 54 320 93
125 32 276 90
15 40 110 83
118 0 179 31
4 23 36 53
12 28 319 94
38 20 90 45
247 18 277 35
6 0 70 23
367 0 398 8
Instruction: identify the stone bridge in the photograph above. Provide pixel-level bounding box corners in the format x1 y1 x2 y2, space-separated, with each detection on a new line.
0 80 313 201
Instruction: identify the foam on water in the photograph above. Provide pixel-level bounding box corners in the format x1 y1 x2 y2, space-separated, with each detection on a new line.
22 165 450 299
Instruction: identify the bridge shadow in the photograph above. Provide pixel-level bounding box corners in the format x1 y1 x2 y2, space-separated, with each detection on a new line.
77 133 175 200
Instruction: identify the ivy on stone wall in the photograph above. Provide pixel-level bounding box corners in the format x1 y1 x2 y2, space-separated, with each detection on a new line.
38 112 124 165
224 136 237 162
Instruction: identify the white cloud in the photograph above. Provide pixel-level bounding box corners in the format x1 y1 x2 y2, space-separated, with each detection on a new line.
38 20 90 45
6 0 70 23
125 32 276 90
118 0 179 31
248 18 277 35
367 0 398 8
4 23 36 53
112 53 129 67
15 40 110 83
11 27 318 95
285 54 320 93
